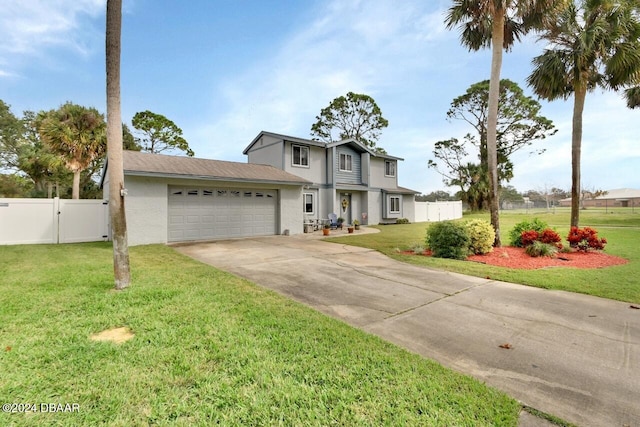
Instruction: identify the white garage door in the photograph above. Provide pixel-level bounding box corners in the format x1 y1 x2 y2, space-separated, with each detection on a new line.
168 186 277 242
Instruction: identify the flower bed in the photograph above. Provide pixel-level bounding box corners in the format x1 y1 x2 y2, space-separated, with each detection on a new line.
403 247 628 270
469 247 627 269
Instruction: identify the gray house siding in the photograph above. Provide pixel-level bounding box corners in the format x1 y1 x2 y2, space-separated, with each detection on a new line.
370 157 397 189
335 146 361 185
243 131 417 228
246 136 284 169
283 141 326 184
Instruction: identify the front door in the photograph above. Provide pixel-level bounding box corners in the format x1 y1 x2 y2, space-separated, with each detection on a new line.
340 193 352 224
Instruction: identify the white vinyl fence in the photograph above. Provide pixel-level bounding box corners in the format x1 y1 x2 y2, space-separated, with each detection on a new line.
0 198 109 245
414 201 463 222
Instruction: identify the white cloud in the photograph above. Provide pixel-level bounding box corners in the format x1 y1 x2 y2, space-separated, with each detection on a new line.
193 0 453 161
0 0 105 74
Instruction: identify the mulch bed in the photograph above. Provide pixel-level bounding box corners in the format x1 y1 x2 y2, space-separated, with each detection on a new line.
403 247 628 270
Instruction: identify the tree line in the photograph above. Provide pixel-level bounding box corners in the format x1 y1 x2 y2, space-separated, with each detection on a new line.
442 0 640 245
418 187 573 207
0 101 194 199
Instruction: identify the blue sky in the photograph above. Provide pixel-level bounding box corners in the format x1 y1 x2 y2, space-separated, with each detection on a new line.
1 0 639 195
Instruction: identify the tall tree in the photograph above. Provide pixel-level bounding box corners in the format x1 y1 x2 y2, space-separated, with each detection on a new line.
527 0 640 227
310 92 389 152
429 79 556 210
122 123 141 151
625 86 640 109
106 0 131 290
445 0 556 246
131 111 193 156
1 105 94 197
0 100 24 171
37 103 106 199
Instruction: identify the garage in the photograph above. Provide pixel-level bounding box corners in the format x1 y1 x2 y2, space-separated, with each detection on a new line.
168 186 277 242
102 150 309 246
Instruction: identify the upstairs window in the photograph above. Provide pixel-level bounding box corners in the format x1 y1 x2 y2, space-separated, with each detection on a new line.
292 145 309 167
385 160 396 177
339 153 352 172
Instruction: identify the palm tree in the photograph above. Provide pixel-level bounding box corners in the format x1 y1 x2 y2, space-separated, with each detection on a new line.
527 0 640 228
626 86 640 108
106 0 131 290
37 103 106 199
445 0 556 246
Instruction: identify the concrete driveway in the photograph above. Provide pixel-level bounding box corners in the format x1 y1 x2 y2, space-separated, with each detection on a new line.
175 235 640 427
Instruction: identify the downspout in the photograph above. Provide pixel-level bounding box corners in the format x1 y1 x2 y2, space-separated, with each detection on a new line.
281 139 286 170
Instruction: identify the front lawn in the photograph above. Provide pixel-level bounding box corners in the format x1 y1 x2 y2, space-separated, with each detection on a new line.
0 243 519 426
327 209 640 303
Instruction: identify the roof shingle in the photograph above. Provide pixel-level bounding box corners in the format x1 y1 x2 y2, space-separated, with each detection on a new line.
120 150 310 185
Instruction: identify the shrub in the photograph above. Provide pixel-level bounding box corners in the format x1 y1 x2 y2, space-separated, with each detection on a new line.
520 230 540 247
520 228 563 249
525 241 558 258
426 221 470 260
539 229 562 248
509 218 549 247
567 226 607 252
396 218 410 224
465 219 495 255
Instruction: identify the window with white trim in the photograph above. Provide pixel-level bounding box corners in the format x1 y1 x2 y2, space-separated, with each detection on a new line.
292 145 309 167
385 160 396 177
303 193 314 214
339 153 352 171
390 196 401 213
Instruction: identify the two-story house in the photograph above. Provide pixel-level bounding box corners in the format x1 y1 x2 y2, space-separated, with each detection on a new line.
102 131 417 246
243 131 417 226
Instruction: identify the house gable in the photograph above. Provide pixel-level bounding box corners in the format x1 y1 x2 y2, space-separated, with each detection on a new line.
243 131 418 225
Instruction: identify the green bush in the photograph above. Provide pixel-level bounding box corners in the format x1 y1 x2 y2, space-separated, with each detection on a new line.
525 240 558 258
465 219 495 255
426 221 470 260
396 218 410 224
509 218 549 247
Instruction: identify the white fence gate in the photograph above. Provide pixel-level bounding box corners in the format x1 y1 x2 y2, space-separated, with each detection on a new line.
0 198 109 245
414 201 463 222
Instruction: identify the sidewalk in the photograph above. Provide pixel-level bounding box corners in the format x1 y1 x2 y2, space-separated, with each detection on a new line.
297 225 380 239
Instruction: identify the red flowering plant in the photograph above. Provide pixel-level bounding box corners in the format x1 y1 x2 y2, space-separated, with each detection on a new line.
520 230 540 247
520 228 563 248
539 229 563 248
567 226 607 252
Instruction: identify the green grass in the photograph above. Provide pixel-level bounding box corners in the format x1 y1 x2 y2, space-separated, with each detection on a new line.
327 208 640 303
0 243 520 426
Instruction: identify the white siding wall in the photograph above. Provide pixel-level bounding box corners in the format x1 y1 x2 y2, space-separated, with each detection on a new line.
402 195 416 223
124 176 169 246
366 191 382 225
349 192 362 225
279 186 303 235
121 175 306 245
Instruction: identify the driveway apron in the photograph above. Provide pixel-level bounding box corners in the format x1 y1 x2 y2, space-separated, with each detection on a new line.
175 235 640 427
